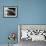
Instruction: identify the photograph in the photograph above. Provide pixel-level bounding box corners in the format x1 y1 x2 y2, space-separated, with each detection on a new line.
4 6 17 17
18 24 46 41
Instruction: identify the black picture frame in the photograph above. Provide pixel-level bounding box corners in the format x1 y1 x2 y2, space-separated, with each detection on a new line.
3 6 17 18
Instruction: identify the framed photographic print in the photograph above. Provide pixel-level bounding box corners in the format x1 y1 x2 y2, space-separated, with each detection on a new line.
18 24 46 42
3 6 17 18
